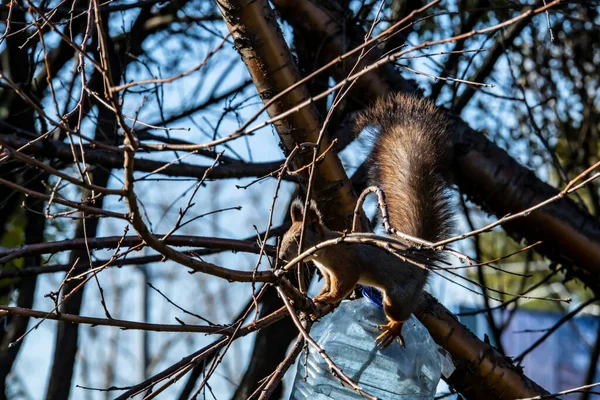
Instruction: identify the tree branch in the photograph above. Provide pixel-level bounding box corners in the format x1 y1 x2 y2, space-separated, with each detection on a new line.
0 134 287 181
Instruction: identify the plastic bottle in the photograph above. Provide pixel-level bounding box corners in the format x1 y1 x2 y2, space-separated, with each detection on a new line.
289 289 444 399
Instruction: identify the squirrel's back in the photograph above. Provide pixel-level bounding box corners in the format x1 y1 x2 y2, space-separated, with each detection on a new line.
356 93 453 242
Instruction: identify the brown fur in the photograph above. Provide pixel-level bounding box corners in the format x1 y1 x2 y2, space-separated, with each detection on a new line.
279 93 453 347
356 92 453 241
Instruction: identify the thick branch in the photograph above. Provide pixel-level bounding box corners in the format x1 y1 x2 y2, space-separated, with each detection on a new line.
216 0 359 231
0 134 286 181
416 294 551 399
271 0 600 295
0 235 275 264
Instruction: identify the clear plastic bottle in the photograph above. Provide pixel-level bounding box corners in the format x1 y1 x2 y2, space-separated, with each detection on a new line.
289 291 443 400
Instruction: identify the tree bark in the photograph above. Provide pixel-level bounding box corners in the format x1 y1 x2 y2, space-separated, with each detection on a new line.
216 0 360 232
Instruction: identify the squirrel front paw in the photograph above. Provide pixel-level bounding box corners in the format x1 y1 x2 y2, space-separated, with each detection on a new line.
310 295 337 321
312 294 335 305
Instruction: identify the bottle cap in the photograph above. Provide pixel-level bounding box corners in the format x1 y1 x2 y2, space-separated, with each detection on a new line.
362 286 383 309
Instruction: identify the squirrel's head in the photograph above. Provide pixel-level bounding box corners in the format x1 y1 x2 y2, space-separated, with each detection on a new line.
278 199 327 262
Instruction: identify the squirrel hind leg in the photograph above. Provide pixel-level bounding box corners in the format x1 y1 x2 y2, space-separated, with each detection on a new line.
376 320 405 348
376 289 416 347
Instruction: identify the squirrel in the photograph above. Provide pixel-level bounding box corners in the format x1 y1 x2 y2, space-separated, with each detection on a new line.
279 93 453 348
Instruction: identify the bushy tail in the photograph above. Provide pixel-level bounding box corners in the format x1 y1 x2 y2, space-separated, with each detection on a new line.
356 93 453 242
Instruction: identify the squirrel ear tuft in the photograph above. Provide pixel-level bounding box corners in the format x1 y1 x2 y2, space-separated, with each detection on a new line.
307 200 323 224
290 198 304 223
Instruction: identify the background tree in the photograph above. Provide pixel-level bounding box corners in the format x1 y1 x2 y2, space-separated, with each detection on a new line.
0 0 598 399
